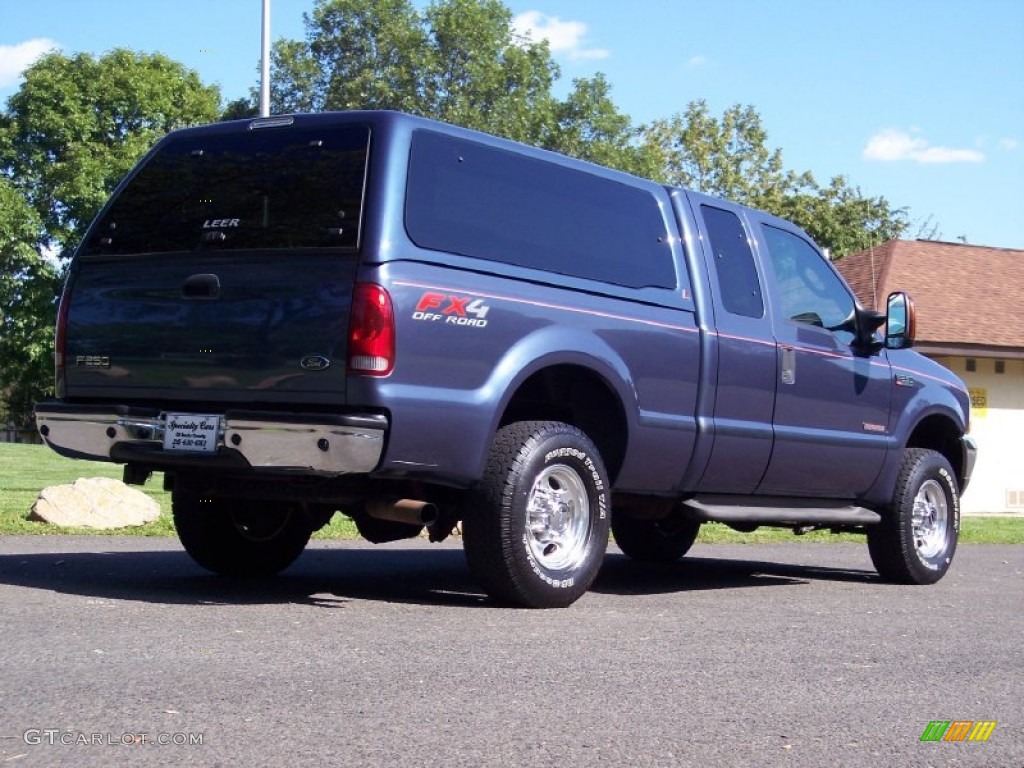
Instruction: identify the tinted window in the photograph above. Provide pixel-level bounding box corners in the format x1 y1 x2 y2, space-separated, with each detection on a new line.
701 205 764 318
761 225 855 337
84 125 370 255
405 131 676 290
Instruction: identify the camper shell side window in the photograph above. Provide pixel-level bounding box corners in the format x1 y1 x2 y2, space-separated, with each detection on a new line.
404 130 677 291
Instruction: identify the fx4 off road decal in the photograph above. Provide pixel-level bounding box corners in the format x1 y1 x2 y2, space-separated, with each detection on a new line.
412 292 490 328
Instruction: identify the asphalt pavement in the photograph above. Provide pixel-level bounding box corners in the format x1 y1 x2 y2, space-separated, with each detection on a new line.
0 535 1021 767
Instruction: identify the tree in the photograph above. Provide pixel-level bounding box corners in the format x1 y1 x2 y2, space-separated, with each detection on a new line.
0 49 221 426
275 0 429 115
640 100 909 256
0 179 57 428
271 0 556 140
220 97 259 121
546 74 657 178
641 101 807 207
268 0 643 156
1 49 220 255
773 176 909 258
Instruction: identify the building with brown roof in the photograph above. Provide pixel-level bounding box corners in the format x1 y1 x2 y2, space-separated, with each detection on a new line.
837 239 1023 514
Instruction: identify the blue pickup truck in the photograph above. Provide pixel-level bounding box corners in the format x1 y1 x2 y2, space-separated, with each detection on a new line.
35 111 976 607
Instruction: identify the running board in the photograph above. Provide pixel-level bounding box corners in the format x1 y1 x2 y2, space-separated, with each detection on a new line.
682 496 882 526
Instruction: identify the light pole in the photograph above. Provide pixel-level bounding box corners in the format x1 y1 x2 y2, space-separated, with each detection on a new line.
259 0 271 116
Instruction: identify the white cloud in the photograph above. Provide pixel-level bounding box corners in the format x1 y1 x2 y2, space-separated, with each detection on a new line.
998 137 1019 151
512 11 609 61
687 55 709 67
863 129 984 164
0 38 61 88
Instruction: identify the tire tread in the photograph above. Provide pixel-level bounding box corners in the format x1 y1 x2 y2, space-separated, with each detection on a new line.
463 421 609 608
173 489 312 577
867 448 958 585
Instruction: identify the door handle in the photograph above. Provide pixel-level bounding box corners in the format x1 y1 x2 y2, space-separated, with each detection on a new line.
780 346 796 385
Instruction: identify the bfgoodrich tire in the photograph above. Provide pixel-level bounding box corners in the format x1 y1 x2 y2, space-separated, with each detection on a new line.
867 448 960 585
463 421 611 608
172 487 313 577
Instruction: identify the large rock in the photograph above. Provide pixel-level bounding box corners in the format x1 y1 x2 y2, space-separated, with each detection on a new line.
30 477 160 530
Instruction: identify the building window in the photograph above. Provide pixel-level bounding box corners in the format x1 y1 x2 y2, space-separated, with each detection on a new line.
966 358 976 372
995 360 1005 374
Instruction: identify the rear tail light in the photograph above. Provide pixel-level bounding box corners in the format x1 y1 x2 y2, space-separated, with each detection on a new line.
348 283 395 376
54 280 72 397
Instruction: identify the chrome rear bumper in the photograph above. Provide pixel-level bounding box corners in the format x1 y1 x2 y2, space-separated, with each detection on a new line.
35 404 386 475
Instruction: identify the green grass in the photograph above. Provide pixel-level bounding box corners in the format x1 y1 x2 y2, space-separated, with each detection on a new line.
0 442 360 538
2 442 1022 543
959 516 1024 544
0 442 174 536
695 518 1023 545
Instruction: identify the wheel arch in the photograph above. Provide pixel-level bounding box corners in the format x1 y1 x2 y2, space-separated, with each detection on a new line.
497 361 629 484
865 397 969 507
906 413 967 491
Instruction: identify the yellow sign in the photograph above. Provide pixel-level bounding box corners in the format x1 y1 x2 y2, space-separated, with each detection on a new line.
969 388 987 418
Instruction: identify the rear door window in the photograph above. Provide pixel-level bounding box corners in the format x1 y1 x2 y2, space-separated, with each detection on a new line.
84 124 370 255
700 205 764 318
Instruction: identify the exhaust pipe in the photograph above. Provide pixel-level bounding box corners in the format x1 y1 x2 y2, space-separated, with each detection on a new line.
364 498 439 527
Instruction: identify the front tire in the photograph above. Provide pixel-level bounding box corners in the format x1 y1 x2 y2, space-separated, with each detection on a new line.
463 421 611 608
867 448 960 584
173 487 313 577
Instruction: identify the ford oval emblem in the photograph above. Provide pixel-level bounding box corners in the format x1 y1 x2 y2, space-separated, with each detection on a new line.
300 355 331 371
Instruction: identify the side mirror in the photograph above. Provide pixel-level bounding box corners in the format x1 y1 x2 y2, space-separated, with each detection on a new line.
851 306 885 352
886 291 916 349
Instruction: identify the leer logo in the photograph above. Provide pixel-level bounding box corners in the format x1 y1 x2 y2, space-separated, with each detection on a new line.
920 720 996 742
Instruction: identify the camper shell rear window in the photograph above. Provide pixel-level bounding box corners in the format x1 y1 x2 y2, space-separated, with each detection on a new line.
404 131 677 290
83 124 370 255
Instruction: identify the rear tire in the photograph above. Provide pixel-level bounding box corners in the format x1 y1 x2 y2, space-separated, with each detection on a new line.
172 487 312 577
612 510 700 562
463 421 610 608
867 448 960 584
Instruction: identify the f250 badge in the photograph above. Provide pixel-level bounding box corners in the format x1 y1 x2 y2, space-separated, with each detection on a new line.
412 292 490 328
75 355 110 368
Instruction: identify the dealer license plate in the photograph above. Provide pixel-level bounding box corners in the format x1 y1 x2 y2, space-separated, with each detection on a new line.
163 413 221 453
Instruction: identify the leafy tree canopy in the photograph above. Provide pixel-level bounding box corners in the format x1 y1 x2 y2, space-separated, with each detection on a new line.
0 49 220 425
0 178 56 427
268 0 645 172
639 100 909 256
1 48 220 254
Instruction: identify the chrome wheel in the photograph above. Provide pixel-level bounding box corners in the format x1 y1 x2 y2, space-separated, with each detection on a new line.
868 448 958 585
525 464 591 571
464 421 610 607
911 478 948 559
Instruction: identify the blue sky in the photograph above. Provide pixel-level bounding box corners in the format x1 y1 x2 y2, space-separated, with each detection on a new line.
2 0 1022 249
